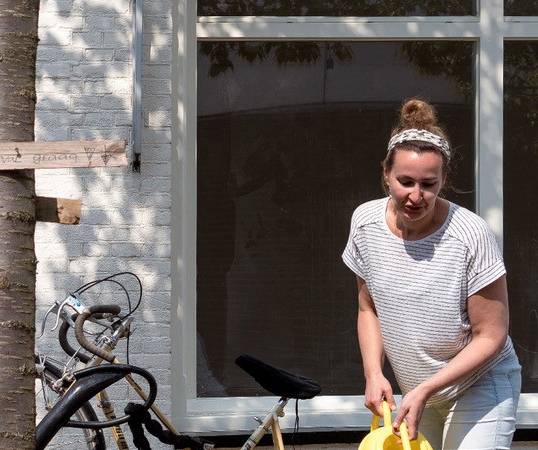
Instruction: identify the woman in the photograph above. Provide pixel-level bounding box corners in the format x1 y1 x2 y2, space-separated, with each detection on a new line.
342 99 521 450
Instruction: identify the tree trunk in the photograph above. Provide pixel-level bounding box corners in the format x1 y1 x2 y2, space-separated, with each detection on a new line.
0 1 40 449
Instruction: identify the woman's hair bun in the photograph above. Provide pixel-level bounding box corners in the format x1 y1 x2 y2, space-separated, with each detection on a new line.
399 98 437 129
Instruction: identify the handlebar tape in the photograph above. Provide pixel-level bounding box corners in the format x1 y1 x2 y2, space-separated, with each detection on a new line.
74 304 121 362
59 315 91 363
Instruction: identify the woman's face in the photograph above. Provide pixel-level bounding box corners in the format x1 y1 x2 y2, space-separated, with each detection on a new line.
384 149 446 224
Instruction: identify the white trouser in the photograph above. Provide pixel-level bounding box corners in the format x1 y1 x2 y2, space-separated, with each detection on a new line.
418 351 521 450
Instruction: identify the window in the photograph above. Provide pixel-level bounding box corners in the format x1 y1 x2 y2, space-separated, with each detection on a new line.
196 40 475 397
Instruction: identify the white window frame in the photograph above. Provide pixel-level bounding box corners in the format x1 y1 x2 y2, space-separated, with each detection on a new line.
171 0 538 434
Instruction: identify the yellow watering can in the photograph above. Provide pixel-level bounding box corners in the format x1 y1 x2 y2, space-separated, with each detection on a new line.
358 402 434 450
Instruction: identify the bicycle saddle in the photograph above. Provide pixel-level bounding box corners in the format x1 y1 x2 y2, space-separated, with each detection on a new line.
235 354 321 399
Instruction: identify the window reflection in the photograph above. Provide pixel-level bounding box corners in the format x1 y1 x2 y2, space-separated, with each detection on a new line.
197 40 475 397
197 1 475 17
504 41 538 393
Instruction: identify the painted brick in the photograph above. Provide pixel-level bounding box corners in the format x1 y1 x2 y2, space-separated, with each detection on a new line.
69 95 101 111
72 31 103 48
37 46 85 62
84 48 116 61
84 16 118 31
39 28 72 46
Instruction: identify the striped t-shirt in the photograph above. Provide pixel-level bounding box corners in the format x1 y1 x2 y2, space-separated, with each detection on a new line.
342 197 514 406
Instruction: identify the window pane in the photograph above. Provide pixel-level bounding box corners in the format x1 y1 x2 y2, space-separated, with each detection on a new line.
197 1 475 17
505 1 538 15
197 40 475 397
504 41 538 393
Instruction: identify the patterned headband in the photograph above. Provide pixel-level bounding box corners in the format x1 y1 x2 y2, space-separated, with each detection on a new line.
387 128 451 160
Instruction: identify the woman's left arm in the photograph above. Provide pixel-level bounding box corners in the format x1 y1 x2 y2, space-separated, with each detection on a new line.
392 275 509 439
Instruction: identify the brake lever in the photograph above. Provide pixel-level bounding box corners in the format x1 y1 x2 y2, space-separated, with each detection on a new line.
52 293 85 330
38 293 86 338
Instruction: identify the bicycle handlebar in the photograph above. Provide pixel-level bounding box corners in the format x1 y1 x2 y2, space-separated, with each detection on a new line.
59 317 92 364
74 305 122 362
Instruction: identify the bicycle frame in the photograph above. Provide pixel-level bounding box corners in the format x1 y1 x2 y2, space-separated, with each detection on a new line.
240 398 288 450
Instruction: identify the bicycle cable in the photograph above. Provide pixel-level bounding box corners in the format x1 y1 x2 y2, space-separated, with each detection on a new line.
72 272 143 365
291 398 300 450
75 271 143 314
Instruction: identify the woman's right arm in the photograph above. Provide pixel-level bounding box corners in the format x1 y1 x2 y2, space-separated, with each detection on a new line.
357 276 396 415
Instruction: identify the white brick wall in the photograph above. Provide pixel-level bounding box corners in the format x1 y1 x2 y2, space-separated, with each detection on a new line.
34 0 174 442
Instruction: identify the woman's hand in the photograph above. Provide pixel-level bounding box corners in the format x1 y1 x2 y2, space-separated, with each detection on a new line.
364 376 397 417
391 386 429 440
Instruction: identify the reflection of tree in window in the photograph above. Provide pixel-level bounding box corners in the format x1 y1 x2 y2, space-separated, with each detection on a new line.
398 42 473 100
199 41 353 78
199 40 474 106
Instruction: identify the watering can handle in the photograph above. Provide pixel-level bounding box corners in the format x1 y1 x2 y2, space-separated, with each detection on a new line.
370 401 393 431
370 402 413 450
399 422 413 450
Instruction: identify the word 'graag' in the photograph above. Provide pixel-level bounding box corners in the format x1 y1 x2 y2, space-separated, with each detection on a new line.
32 152 79 165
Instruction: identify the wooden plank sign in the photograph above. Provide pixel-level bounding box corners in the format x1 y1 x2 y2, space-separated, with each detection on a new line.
0 140 128 169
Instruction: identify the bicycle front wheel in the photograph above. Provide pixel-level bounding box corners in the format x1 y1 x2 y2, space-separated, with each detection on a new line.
35 357 107 450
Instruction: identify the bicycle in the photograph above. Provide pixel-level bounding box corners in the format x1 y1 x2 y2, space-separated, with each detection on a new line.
35 272 322 450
